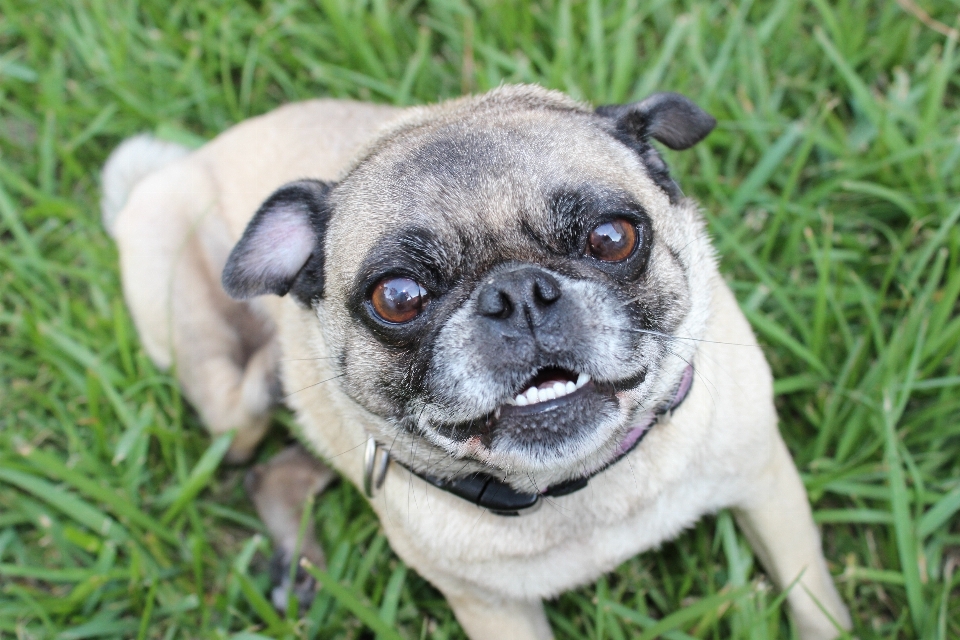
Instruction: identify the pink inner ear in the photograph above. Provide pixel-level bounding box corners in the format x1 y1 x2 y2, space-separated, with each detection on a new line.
247 206 315 280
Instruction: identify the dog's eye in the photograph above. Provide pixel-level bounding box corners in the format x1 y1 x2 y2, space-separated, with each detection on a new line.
586 218 637 262
370 277 429 323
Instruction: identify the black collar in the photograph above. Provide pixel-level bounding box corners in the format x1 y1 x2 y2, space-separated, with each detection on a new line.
373 365 694 516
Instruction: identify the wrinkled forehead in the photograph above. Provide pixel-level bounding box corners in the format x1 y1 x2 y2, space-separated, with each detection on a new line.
325 109 666 286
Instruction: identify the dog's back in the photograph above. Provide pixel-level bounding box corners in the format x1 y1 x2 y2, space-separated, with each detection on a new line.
101 134 191 237
102 99 399 461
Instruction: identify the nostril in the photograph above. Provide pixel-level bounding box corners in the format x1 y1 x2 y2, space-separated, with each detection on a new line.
477 285 512 318
534 276 561 304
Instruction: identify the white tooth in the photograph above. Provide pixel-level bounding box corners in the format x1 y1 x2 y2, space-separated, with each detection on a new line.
525 388 539 404
515 394 528 406
540 388 556 402
576 373 590 388
553 382 567 397
565 381 576 394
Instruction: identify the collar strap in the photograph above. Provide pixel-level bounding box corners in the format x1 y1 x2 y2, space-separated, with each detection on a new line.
365 364 694 516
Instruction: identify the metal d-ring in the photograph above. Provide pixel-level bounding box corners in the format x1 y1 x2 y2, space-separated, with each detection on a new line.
362 436 390 498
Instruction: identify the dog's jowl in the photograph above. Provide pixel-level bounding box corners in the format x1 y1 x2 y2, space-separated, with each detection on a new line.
104 86 851 639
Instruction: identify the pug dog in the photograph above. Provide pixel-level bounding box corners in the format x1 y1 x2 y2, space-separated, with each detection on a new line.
102 85 851 639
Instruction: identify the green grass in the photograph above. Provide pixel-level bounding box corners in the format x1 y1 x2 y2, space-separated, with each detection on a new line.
1 0 959 637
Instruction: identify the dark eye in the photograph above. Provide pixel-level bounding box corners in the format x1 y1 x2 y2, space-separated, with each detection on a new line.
586 218 637 262
370 277 429 323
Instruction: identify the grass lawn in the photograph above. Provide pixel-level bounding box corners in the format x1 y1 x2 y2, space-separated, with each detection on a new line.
1 0 959 638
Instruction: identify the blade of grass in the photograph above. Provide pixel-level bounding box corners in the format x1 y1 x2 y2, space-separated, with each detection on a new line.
0 469 131 545
636 586 752 640
160 431 234 525
302 561 406 640
882 325 926 633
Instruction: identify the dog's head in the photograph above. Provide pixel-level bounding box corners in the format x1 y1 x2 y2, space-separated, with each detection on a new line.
223 86 717 490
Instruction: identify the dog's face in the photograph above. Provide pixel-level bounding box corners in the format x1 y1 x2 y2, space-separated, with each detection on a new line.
223 86 717 490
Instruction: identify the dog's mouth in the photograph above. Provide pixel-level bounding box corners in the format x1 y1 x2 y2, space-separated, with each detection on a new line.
506 367 591 408
432 365 645 451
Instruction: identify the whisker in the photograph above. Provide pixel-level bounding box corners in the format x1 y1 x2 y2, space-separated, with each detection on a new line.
472 504 489 527
624 452 640 495
526 471 541 495
326 438 368 461
540 495 573 516
452 459 473 479
663 346 719 409
407 426 422 516
670 236 701 260
283 373 346 399
605 325 755 348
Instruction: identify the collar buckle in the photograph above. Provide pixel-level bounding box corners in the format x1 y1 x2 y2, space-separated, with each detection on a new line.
363 436 390 498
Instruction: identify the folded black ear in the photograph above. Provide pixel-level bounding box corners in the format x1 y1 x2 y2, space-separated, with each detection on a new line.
222 179 333 302
596 92 716 150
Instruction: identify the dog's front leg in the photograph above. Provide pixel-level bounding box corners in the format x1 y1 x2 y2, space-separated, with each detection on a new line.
443 590 553 640
733 435 851 639
245 444 336 611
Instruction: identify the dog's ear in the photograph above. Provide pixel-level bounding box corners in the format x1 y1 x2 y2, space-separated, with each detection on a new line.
596 92 716 150
222 179 333 301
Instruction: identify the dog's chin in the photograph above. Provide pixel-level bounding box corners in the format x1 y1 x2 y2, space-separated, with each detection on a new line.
428 366 647 479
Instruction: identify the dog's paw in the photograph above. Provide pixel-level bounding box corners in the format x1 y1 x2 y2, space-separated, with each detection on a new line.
268 550 319 613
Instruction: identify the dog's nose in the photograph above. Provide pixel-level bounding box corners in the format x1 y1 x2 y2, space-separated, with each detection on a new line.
476 266 562 327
